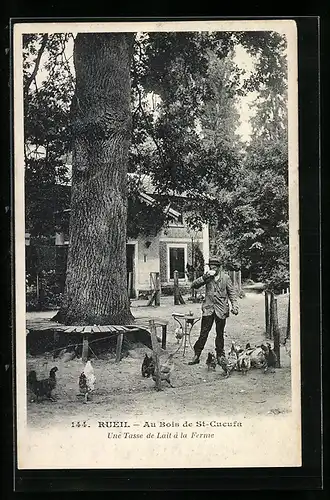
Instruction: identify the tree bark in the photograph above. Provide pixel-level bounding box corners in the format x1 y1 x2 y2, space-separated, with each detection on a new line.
54 33 135 325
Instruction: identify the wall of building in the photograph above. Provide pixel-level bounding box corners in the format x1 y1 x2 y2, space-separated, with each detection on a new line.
128 235 161 293
161 221 203 240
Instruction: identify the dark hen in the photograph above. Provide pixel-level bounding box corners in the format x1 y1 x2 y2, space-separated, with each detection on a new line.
141 354 155 378
206 352 217 371
261 343 277 373
27 366 58 402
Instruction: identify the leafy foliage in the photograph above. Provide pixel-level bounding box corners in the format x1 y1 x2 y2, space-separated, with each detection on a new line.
24 34 74 236
24 30 289 292
210 41 289 291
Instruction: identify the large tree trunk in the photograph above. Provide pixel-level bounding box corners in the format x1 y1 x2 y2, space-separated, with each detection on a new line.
54 33 135 325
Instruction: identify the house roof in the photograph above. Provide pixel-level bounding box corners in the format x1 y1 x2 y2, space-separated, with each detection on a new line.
53 179 182 221
139 192 181 219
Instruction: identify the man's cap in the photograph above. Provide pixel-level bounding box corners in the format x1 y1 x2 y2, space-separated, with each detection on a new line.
208 257 221 266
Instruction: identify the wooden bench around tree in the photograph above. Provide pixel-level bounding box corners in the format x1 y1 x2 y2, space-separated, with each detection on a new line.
26 320 169 362
55 324 142 362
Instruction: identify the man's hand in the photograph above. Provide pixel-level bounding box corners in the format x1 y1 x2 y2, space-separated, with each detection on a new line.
231 307 239 315
203 270 216 279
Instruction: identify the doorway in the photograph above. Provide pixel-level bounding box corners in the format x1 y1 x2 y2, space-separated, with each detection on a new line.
126 244 136 298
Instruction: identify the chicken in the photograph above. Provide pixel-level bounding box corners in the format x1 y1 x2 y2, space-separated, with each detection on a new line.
206 352 217 371
218 344 238 378
141 353 155 378
237 352 251 375
174 327 184 343
229 341 244 357
152 353 175 388
260 343 277 373
241 344 266 369
234 342 267 371
218 356 235 378
78 360 96 403
27 366 58 402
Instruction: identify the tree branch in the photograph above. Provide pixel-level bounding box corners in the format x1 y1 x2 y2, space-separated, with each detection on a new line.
24 34 49 97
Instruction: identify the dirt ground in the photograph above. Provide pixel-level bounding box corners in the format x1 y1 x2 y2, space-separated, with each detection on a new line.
26 292 291 428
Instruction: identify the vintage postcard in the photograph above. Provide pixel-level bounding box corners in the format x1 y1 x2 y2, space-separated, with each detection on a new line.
14 19 301 470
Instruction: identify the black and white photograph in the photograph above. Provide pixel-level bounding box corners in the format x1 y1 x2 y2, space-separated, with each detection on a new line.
14 20 300 469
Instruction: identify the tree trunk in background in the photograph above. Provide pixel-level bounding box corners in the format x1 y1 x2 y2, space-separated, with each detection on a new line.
54 33 134 325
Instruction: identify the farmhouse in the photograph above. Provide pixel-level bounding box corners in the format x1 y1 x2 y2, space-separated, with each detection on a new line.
124 179 210 296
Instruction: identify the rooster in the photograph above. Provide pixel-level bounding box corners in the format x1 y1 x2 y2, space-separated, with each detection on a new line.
218 343 238 378
27 366 58 402
206 352 217 371
260 343 277 373
78 361 96 403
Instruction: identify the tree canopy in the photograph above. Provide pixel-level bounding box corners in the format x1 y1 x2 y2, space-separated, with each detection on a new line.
23 29 289 292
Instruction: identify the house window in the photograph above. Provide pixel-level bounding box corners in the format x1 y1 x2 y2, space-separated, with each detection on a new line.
169 246 186 280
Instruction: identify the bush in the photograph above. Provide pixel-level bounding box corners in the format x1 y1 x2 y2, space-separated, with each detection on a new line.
26 269 64 311
263 265 289 293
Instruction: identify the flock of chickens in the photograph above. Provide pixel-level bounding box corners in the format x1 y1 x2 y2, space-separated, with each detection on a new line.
207 341 277 378
141 340 278 389
27 339 277 403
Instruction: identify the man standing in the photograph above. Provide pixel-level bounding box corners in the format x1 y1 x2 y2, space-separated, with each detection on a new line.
188 257 239 365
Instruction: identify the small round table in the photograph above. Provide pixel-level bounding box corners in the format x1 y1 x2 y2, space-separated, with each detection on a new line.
172 313 201 357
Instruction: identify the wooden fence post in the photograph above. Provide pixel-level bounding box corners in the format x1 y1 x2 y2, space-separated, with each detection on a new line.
115 333 124 363
161 323 167 350
147 272 161 306
286 294 290 340
191 270 197 301
82 334 89 363
265 291 270 337
149 319 161 391
272 296 281 368
269 292 275 340
174 270 185 305
155 272 161 306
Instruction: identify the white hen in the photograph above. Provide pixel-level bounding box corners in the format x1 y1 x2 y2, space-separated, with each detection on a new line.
174 327 184 343
78 360 96 403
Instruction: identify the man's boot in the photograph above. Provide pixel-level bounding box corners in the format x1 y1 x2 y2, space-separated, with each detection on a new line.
188 354 200 365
